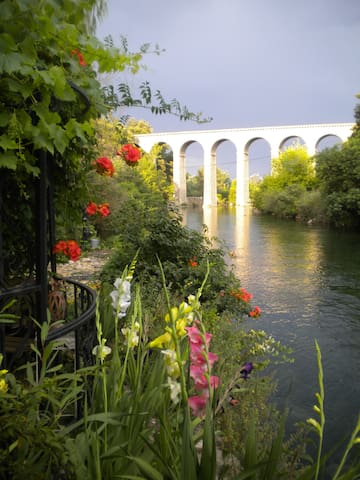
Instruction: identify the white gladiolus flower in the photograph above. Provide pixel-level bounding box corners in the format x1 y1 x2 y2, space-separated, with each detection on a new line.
168 377 181 404
92 344 112 360
111 278 132 318
121 327 139 347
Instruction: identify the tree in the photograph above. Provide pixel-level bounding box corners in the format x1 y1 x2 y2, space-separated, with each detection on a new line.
186 167 232 202
251 145 316 218
316 137 360 228
1 0 139 278
187 169 204 197
271 144 315 189
216 168 231 203
228 179 237 205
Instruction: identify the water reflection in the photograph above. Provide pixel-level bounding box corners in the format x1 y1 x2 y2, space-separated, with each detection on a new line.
203 206 218 240
182 206 360 461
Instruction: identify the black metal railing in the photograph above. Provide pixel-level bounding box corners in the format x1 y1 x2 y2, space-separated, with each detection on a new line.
0 276 97 371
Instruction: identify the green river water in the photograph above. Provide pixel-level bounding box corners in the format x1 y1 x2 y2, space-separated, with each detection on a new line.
182 205 360 466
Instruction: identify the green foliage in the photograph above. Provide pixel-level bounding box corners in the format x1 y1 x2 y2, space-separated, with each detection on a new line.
251 146 319 220
116 80 212 123
229 179 237 205
0 319 84 479
186 167 232 203
0 0 145 280
101 196 248 323
296 190 327 223
271 145 316 189
187 169 204 197
154 143 174 185
0 1 210 282
0 0 142 173
315 138 360 228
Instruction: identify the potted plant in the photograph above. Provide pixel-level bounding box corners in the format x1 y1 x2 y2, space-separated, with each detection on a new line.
88 225 100 249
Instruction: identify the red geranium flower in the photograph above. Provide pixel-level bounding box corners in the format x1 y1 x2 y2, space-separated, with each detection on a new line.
98 203 111 217
53 240 81 262
117 144 141 166
85 202 98 216
94 157 115 176
66 240 81 261
52 240 68 255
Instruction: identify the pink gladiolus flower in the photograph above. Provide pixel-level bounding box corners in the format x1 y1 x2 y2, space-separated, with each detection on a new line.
190 345 207 366
207 351 219 367
190 364 205 379
194 376 209 391
210 375 220 389
188 395 207 417
186 326 203 345
186 326 212 347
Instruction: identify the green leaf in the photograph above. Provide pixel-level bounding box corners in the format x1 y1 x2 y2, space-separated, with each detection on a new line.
181 407 198 480
0 112 10 127
244 415 257 472
0 52 27 73
47 123 68 154
0 135 18 150
198 401 216 480
126 456 163 480
0 152 18 169
48 66 76 101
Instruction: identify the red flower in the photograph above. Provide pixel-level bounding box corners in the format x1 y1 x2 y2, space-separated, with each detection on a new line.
98 203 110 217
85 202 98 216
52 240 68 255
248 306 262 318
230 287 253 303
94 157 114 176
117 144 141 165
189 256 198 267
66 240 81 261
71 48 87 66
53 240 81 262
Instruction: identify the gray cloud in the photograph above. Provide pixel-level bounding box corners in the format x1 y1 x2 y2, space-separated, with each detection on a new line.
96 0 360 133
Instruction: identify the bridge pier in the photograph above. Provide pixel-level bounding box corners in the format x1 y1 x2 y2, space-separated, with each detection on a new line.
203 145 217 207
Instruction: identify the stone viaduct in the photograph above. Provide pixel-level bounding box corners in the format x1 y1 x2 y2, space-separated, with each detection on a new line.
137 123 354 207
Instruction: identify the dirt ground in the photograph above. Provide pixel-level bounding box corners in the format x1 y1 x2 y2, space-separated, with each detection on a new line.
56 248 111 285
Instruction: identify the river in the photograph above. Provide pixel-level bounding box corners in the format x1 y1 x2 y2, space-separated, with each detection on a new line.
182 205 360 462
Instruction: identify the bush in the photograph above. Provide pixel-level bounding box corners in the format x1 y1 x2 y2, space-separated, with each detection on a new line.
296 190 327 223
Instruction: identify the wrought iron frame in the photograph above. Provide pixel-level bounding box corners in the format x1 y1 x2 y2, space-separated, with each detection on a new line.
0 150 97 372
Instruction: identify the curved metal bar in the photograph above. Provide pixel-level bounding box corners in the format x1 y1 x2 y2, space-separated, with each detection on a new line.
47 276 97 341
1 276 97 371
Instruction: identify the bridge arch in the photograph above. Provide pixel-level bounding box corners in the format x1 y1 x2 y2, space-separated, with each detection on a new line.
137 123 354 207
315 134 343 151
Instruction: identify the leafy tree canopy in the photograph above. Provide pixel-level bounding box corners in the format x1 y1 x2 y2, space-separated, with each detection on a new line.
271 144 315 189
315 136 360 227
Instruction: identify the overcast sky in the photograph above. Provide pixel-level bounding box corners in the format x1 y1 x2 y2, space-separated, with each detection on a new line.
96 0 360 175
